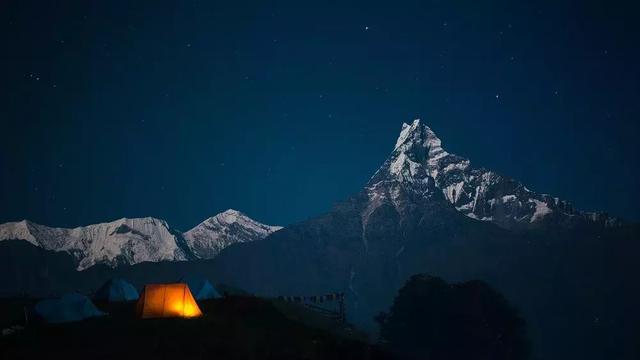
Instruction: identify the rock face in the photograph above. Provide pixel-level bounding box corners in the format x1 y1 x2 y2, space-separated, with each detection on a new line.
0 210 280 270
373 119 620 229
183 209 282 259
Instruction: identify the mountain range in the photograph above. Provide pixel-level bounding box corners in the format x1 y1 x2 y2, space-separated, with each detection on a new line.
0 209 281 270
0 119 637 360
210 120 638 360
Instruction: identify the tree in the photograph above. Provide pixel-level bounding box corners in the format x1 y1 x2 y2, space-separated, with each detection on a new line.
376 274 529 360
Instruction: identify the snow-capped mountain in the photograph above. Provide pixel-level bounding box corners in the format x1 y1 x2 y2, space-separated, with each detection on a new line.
208 119 638 360
0 217 190 270
369 119 619 229
0 210 280 270
183 209 282 259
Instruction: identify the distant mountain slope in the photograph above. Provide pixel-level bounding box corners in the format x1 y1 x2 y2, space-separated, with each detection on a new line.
0 217 190 270
184 209 282 259
0 210 280 270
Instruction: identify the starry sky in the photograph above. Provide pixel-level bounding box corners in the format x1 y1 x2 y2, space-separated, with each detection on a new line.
1 0 639 230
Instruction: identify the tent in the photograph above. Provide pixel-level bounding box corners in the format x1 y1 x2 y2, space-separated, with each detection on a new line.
94 278 139 302
180 276 222 300
136 283 202 318
33 294 106 324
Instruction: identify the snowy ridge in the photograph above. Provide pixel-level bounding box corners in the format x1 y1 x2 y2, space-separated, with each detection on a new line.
368 119 620 229
0 217 188 270
183 209 282 259
0 210 280 270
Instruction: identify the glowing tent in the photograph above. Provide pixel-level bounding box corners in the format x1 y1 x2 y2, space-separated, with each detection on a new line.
94 278 139 302
136 283 202 318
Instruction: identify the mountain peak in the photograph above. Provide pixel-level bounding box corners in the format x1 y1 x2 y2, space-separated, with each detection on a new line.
370 120 450 188
213 209 244 224
374 118 619 229
184 210 281 259
395 119 442 149
393 119 449 169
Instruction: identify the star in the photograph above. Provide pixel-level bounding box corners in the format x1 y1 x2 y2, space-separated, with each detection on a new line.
495 93 500 99
364 26 369 30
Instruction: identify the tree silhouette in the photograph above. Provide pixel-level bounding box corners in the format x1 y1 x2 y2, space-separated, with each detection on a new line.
376 274 529 360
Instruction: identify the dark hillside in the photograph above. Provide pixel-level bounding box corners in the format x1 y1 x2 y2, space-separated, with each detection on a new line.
0 296 391 360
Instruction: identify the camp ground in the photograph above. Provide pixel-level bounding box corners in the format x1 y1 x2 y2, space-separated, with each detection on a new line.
1 279 352 326
0 280 379 360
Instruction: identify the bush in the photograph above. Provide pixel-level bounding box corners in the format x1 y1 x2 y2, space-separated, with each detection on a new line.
376 274 529 360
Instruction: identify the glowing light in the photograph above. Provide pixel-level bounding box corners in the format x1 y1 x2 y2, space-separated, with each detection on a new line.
136 283 203 318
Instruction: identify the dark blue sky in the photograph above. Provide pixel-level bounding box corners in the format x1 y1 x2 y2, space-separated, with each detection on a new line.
1 0 638 230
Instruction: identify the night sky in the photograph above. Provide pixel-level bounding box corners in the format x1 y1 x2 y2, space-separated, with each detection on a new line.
1 0 638 231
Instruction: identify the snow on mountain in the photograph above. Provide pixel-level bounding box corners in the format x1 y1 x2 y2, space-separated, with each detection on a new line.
0 210 280 270
183 209 282 259
0 218 191 270
368 119 620 229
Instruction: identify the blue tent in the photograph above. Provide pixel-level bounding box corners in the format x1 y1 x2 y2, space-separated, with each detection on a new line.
94 278 139 302
180 276 222 300
33 294 106 324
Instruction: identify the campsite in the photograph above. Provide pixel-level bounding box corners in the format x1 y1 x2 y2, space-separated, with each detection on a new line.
3 1 640 359
0 278 390 360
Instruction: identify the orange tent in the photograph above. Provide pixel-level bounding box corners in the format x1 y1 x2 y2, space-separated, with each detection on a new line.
136 283 203 318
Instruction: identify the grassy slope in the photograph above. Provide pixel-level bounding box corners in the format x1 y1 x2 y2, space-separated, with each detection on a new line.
0 296 392 360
